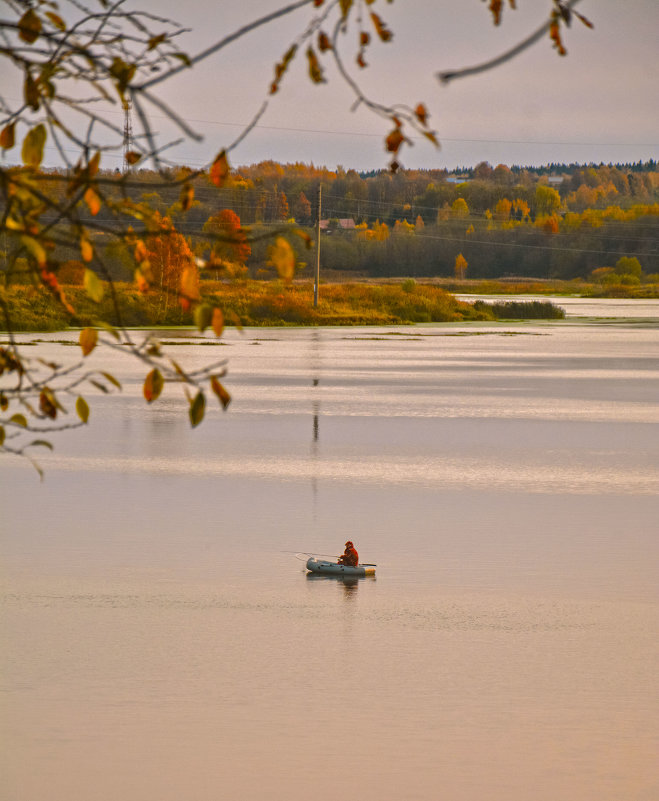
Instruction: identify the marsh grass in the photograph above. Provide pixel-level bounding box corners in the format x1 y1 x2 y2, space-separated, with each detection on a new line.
2 280 568 332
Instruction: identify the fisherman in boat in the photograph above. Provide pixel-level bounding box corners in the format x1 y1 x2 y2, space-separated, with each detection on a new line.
338 541 359 567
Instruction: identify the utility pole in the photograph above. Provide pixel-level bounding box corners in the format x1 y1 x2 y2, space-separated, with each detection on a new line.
314 183 322 308
122 99 133 173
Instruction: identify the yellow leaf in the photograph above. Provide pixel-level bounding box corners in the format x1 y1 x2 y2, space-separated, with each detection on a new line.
189 390 205 428
100 372 122 390
125 151 141 165
20 235 47 268
84 187 101 216
0 425 4 446
194 304 213 332
147 33 167 51
83 268 104 302
10 413 28 428
143 369 164 403
79 327 98 356
76 396 90 423
45 11 66 31
22 124 47 168
267 237 295 282
211 376 231 410
339 0 353 18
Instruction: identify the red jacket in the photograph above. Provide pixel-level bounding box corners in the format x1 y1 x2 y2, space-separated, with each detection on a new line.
339 544 359 567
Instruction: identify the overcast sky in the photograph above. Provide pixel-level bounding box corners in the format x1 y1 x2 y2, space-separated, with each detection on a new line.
6 0 659 171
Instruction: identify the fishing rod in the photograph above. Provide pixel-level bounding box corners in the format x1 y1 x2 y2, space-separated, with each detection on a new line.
283 551 377 567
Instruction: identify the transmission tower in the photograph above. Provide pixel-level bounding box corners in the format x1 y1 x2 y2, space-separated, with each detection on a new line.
122 99 133 173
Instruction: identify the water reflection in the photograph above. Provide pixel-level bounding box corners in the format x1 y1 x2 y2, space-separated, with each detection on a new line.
305 573 376 598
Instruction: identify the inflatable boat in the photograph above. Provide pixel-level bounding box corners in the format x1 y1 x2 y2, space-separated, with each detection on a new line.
306 557 376 577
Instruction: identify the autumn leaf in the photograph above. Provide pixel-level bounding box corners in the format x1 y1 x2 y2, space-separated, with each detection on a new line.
143 368 164 403
22 124 47 168
0 122 15 150
318 31 332 52
39 387 60 419
79 327 98 356
10 413 28 428
210 150 229 187
370 13 392 42
125 151 141 165
84 187 101 216
180 183 194 211
20 235 47 268
84 269 104 302
134 239 148 263
76 396 90 423
18 9 42 43
189 390 205 427
271 44 297 94
135 268 149 293
24 73 40 111
415 103 429 126
44 11 66 31
340 0 353 18
80 236 93 263
267 237 296 282
180 266 200 301
211 376 231 410
211 307 224 337
488 0 504 25
147 33 167 50
385 126 406 154
100 372 122 390
194 303 213 332
307 47 326 84
109 57 136 94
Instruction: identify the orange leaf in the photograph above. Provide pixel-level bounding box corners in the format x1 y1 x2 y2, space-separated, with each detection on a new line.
211 376 231 410
385 127 405 154
84 187 101 216
318 31 332 52
180 183 194 211
415 103 428 126
212 307 224 337
143 368 164 403
135 268 149 293
180 266 200 301
0 122 15 150
80 237 93 263
306 47 326 84
210 150 229 187
370 12 392 42
79 327 98 357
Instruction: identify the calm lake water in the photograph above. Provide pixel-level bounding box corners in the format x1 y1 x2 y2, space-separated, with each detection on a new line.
2 298 658 801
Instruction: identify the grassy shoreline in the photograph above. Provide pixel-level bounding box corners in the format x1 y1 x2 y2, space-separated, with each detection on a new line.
3 279 568 332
